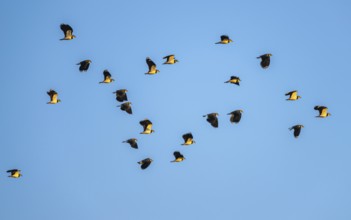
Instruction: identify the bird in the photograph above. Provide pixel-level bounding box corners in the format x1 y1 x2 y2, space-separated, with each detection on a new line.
7 169 22 178
227 110 243 124
289 125 304 138
181 133 195 145
257 54 272 69
171 151 185 162
113 89 128 102
225 76 241 86
285 90 301 101
60 24 76 40
314 106 331 118
99 70 115 84
139 119 154 134
163 55 178 64
47 89 61 104
145 57 159 75
215 35 233 44
77 60 92 72
123 138 138 149
203 113 219 128
138 158 153 170
117 102 132 114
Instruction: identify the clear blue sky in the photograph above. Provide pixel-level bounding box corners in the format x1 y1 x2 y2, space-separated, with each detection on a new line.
1 0 351 219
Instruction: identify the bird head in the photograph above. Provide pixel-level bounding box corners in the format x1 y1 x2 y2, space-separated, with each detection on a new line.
229 39 233 43
156 70 160 73
297 96 302 99
301 125 304 128
268 54 273 57
327 113 332 117
88 60 92 63
151 130 155 133
72 35 76 39
58 99 62 103
175 59 179 63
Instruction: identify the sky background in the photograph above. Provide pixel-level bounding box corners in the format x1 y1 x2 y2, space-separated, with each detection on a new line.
1 0 351 219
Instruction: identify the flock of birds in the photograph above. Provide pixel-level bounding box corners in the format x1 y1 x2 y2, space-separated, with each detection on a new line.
6 23 332 177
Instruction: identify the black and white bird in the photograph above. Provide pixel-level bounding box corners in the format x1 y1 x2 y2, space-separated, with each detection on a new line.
163 55 178 64
138 158 153 170
7 169 22 178
47 89 61 104
314 106 331 118
285 90 301 101
171 151 185 163
203 113 219 128
181 133 195 146
60 24 76 40
123 138 138 149
77 60 92 72
289 125 304 138
215 35 233 44
145 57 159 75
257 54 272 69
225 76 241 86
227 110 243 124
139 119 154 134
113 89 128 102
99 70 114 84
118 102 132 114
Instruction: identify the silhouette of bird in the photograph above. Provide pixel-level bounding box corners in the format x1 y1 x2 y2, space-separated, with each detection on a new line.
289 125 304 138
225 76 241 86
7 169 22 178
145 57 159 75
314 106 331 118
47 89 61 104
171 151 185 162
99 70 114 84
257 54 272 69
77 60 92 72
163 55 178 64
228 110 243 124
139 119 154 134
60 24 76 40
113 89 128 102
138 158 153 169
123 138 138 149
215 35 233 44
203 113 219 128
181 133 195 145
285 90 301 101
118 102 132 114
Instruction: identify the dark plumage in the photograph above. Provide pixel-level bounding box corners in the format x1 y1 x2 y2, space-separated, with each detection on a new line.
138 158 153 170
145 57 159 75
60 24 76 40
123 138 138 149
225 76 241 86
47 89 61 104
139 119 154 134
203 113 219 128
113 89 128 102
289 125 304 138
99 70 114 83
77 60 92 72
257 54 272 69
163 55 178 64
118 102 132 114
215 35 233 44
7 169 22 178
182 133 195 145
314 106 331 118
228 110 243 124
171 151 185 162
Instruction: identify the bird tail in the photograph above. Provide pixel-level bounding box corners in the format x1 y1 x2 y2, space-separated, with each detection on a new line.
224 81 229 83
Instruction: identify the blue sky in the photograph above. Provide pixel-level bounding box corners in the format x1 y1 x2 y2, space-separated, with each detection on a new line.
1 0 351 219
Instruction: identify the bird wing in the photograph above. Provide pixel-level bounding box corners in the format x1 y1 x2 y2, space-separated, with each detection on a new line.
60 24 73 37
146 58 157 72
103 70 111 80
140 120 152 131
320 107 328 117
221 35 229 41
140 159 151 169
261 57 271 68
207 114 218 127
232 111 242 123
294 127 301 137
173 151 182 159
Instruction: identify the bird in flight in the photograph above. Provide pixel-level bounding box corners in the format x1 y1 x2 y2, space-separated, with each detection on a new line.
225 76 241 86
60 24 76 40
289 125 304 138
123 138 138 149
99 70 115 84
314 106 331 118
118 102 132 114
163 55 178 64
113 89 128 102
285 90 301 101
139 119 154 134
7 169 22 178
181 133 195 146
257 54 272 69
77 60 92 72
47 89 61 104
215 35 233 44
145 57 159 75
227 110 243 124
203 113 219 128
171 151 185 163
138 158 153 170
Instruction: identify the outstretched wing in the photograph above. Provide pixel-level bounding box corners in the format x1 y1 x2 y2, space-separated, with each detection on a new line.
60 24 73 38
146 58 157 72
